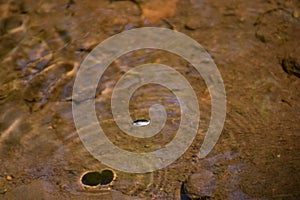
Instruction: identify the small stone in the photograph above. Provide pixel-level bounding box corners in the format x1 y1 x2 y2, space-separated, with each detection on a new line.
185 18 200 30
183 170 216 199
281 57 300 78
0 188 7 194
77 39 99 52
6 176 12 181
293 10 299 18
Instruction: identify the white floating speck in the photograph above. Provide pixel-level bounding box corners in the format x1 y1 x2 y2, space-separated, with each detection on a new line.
132 119 150 127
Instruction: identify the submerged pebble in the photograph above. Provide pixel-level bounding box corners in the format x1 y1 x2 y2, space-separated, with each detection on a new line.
183 170 216 199
6 176 12 181
293 10 299 18
0 188 7 194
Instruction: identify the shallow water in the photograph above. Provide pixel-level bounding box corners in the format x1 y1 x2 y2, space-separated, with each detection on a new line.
0 0 300 199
